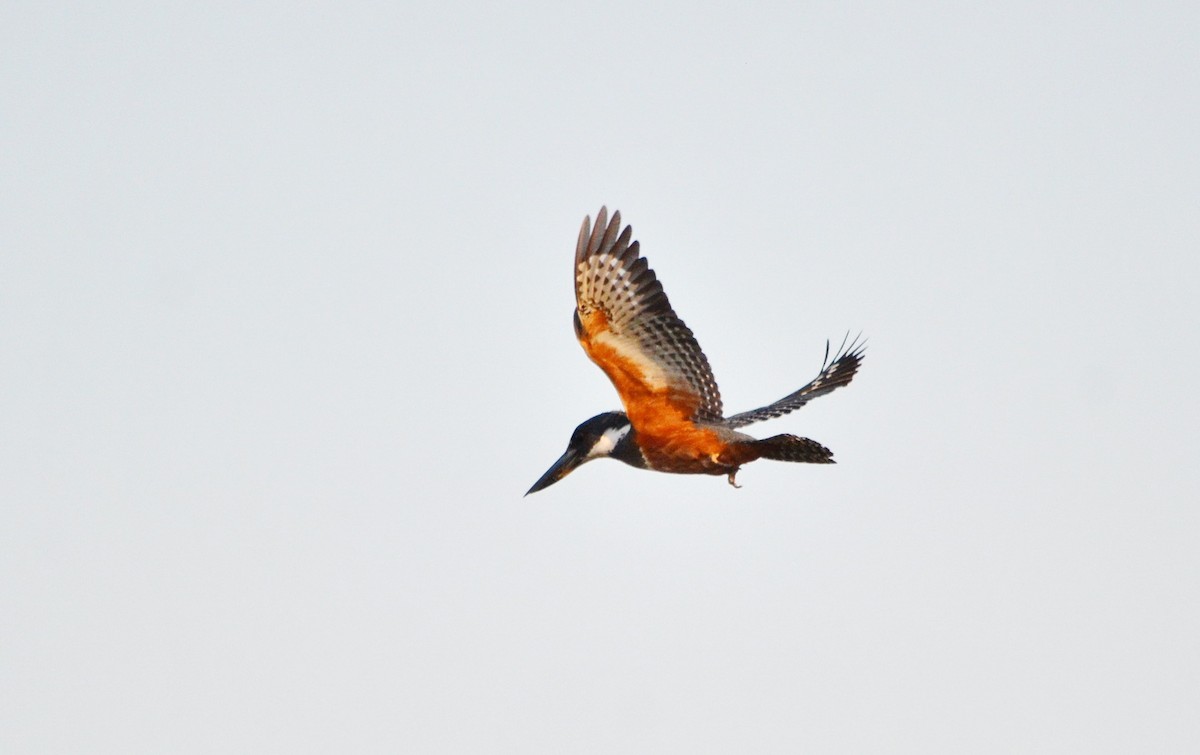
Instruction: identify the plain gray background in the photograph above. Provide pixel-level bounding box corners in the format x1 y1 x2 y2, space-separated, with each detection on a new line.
3 1 1197 752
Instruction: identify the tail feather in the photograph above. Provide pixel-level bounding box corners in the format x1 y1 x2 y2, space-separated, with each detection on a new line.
751 434 835 464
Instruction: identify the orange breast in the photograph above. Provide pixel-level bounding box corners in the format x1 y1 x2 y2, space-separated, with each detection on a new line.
579 321 732 472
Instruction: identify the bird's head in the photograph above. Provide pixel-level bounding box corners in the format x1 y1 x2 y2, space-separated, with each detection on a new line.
526 411 637 495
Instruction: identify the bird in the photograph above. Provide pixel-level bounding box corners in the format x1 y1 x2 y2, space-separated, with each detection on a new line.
526 207 864 495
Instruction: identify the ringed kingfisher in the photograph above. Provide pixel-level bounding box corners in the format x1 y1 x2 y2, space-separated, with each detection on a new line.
527 207 864 495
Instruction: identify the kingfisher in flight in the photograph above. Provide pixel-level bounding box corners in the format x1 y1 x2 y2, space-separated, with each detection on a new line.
527 207 864 495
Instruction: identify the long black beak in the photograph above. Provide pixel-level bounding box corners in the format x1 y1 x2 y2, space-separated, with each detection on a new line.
526 447 586 496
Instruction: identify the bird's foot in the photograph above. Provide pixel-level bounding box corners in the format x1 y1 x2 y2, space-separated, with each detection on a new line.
727 470 742 489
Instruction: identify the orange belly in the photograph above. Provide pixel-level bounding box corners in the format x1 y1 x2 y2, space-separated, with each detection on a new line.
578 312 751 474
636 424 734 474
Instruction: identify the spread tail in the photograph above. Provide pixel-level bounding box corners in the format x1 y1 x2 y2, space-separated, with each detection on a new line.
750 434 835 464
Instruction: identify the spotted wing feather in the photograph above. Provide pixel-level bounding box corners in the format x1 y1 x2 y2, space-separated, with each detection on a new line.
574 207 724 424
723 334 865 429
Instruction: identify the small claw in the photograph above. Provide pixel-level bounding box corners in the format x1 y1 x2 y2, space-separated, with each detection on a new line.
727 470 742 489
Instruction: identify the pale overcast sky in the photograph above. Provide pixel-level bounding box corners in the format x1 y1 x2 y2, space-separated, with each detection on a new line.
2 1 1197 752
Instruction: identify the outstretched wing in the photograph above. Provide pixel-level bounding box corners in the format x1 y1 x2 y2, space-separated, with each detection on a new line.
573 207 724 428
723 334 865 429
